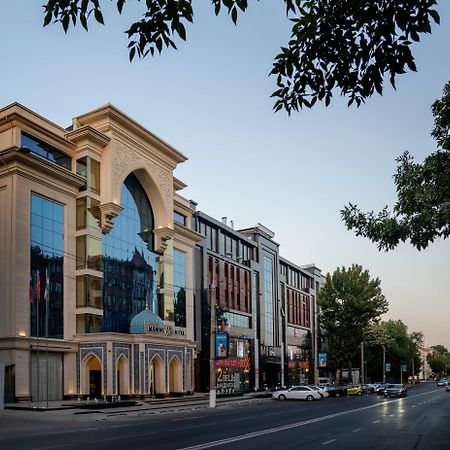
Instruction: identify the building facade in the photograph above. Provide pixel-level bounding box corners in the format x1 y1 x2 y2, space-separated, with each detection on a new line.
0 103 202 402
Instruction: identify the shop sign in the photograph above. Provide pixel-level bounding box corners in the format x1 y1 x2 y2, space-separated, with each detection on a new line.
145 323 186 337
318 352 327 368
216 357 250 371
288 361 297 369
216 333 228 358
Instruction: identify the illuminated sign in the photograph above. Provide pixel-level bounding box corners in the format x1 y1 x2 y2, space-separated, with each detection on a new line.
318 352 327 368
145 323 186 337
216 333 228 358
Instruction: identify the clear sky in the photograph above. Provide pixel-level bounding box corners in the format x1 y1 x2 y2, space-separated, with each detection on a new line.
1 1 449 349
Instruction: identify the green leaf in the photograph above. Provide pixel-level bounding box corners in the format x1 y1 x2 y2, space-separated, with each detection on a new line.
94 8 104 25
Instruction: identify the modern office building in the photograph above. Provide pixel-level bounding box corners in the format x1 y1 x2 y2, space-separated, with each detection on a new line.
0 103 202 402
192 212 324 393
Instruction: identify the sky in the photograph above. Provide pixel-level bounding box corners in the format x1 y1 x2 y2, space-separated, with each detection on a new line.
1 1 449 349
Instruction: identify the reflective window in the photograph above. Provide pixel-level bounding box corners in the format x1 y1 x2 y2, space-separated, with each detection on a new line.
76 275 102 308
263 255 274 346
222 311 250 329
76 314 102 333
76 235 102 271
174 211 186 226
76 157 100 194
22 132 71 170
173 249 186 327
76 197 100 231
102 173 157 333
30 194 64 339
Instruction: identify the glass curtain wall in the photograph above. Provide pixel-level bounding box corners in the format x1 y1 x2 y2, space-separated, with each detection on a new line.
263 256 274 347
102 173 158 333
173 249 187 327
30 194 64 339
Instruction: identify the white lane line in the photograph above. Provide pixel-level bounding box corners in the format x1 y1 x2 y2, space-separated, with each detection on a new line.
352 428 362 433
87 432 155 444
412 405 416 408
173 416 206 422
400 410 405 412
372 420 380 424
179 389 442 450
322 439 336 446
389 414 395 417
261 412 285 417
226 417 253 422
29 446 73 450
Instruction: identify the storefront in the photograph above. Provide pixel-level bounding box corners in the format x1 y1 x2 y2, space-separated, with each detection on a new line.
287 345 311 386
215 336 252 395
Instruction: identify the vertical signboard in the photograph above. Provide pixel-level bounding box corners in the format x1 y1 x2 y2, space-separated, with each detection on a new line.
215 333 228 358
318 352 327 368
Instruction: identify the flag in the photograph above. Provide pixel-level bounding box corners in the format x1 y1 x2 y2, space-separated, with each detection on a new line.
36 271 41 302
29 271 35 303
44 268 50 303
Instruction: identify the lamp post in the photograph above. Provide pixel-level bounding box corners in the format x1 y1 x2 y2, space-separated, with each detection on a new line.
382 344 386 383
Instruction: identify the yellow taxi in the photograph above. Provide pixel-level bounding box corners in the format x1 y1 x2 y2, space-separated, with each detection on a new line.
346 384 363 395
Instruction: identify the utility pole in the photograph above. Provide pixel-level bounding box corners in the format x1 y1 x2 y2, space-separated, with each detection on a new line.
209 269 217 408
382 344 386 383
360 342 364 385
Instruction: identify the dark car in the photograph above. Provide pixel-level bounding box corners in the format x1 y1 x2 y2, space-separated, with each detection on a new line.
384 384 407 398
376 383 390 396
324 385 348 397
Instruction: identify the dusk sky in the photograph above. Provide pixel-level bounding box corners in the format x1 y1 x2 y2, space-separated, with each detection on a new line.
1 1 449 349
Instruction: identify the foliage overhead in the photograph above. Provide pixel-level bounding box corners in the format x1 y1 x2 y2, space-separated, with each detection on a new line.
42 0 440 114
342 81 450 251
427 347 450 375
318 264 388 370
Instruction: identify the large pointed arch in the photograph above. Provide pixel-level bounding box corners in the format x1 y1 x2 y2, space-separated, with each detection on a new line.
149 354 165 395
116 354 130 396
168 355 183 394
81 353 103 397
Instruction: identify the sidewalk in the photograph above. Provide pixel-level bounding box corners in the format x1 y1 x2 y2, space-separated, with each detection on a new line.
3 391 272 415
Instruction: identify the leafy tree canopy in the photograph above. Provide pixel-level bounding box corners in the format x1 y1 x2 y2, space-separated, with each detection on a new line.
318 264 388 370
42 0 440 114
342 81 450 250
431 344 449 354
427 349 450 376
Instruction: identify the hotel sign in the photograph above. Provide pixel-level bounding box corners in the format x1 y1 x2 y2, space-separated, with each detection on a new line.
145 323 186 337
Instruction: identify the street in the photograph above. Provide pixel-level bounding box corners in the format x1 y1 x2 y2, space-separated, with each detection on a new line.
0 383 449 449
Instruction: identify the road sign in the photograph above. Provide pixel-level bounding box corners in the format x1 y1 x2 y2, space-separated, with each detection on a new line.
385 363 391 372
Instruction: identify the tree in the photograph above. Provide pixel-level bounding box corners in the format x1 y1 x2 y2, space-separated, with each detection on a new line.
430 344 449 354
341 81 450 250
427 351 450 377
318 264 388 381
42 0 440 114
380 319 421 382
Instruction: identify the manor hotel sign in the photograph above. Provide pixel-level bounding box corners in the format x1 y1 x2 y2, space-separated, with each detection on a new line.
145 323 186 337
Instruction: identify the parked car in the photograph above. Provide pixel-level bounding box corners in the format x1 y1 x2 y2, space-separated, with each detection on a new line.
362 384 376 393
272 386 322 401
310 386 329 398
322 384 347 398
376 383 390 396
446 384 449 392
384 384 407 398
347 385 363 396
437 378 448 386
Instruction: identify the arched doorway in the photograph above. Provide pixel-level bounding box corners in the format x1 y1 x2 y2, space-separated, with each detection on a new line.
149 355 165 395
117 355 129 396
81 354 102 398
168 356 183 394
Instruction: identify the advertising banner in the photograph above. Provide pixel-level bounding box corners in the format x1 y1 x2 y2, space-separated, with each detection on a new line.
385 363 391 372
215 333 228 358
318 352 327 368
237 340 244 358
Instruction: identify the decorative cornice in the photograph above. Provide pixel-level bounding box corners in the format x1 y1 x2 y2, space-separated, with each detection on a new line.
89 202 124 234
173 177 187 191
154 227 174 254
174 223 205 244
65 125 110 147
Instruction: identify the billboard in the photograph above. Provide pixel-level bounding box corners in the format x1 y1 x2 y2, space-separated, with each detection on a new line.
215 333 228 358
318 352 327 368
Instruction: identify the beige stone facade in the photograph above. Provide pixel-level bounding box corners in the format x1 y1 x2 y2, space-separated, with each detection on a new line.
0 103 203 401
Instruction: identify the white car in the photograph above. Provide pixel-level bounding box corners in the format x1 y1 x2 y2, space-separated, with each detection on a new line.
272 386 322 401
310 385 329 398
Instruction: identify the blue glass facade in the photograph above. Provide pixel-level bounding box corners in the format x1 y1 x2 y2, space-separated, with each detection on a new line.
30 194 64 339
173 249 187 327
102 173 158 333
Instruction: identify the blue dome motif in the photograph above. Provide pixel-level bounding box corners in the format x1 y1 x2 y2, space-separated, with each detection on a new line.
129 308 163 334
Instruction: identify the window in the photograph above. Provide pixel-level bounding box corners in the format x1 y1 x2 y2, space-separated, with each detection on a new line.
76 314 102 333
76 197 100 230
174 211 186 225
263 255 274 346
76 156 100 194
22 132 71 170
173 249 187 327
76 235 102 271
30 194 64 339
102 173 158 333
76 275 102 308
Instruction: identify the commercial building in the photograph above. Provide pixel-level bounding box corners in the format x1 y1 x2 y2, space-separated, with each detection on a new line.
0 103 202 402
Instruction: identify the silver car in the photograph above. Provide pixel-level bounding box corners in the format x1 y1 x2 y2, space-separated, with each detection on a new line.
272 386 322 401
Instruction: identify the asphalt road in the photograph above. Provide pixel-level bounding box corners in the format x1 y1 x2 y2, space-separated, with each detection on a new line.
1 383 449 450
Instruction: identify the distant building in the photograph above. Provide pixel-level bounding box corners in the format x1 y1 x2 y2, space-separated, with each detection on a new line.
419 346 433 380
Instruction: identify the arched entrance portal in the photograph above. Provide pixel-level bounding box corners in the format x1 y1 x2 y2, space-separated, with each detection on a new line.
117 355 129 396
168 356 183 394
149 355 165 395
81 354 102 398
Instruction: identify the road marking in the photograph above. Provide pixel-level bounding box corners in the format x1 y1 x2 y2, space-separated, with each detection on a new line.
29 446 73 450
352 428 362 433
226 417 253 422
400 410 405 412
372 420 380 424
179 389 442 450
173 416 206 422
389 414 395 417
87 432 155 443
412 405 416 408
261 412 285 417
322 439 336 445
